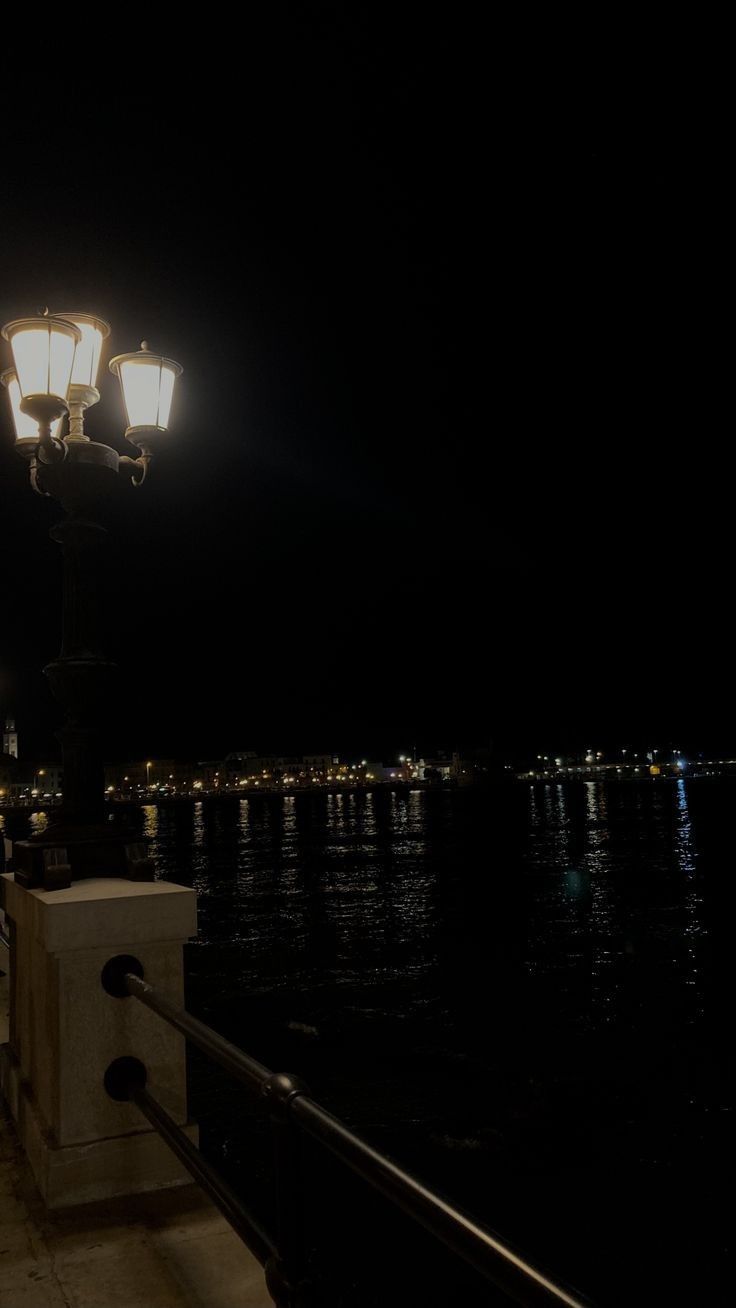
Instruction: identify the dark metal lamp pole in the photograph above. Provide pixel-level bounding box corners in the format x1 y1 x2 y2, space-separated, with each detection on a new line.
1 311 183 890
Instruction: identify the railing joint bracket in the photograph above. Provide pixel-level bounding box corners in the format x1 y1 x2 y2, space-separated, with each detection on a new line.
261 1070 310 1117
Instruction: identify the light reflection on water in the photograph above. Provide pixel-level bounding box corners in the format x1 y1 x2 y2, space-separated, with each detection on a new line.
0 784 711 1034
136 782 713 1041
676 779 704 1016
523 778 707 1030
586 783 617 1022
1 810 47 838
142 804 158 840
146 788 443 997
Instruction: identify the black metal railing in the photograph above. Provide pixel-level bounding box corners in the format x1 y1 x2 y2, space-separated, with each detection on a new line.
102 958 590 1308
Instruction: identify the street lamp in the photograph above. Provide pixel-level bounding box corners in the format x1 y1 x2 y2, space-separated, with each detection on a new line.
109 342 183 485
56 311 110 439
2 307 183 889
1 366 63 453
1 312 79 488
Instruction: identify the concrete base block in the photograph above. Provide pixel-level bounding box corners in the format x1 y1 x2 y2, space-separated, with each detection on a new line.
0 874 199 1210
2 1043 198 1209
0 873 199 1209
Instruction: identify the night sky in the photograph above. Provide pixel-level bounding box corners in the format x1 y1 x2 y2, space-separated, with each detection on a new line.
0 20 729 763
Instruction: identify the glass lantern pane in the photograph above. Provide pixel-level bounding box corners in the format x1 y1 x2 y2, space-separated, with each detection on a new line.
157 365 176 428
48 329 76 398
120 359 164 427
70 321 104 388
12 327 51 397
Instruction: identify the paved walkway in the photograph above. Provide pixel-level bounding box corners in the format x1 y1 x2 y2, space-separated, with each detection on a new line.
0 938 271 1308
0 1106 272 1308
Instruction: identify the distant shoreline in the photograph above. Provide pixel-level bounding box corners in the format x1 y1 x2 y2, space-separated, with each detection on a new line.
4 771 736 823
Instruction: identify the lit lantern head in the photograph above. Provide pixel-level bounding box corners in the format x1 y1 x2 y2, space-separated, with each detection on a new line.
1 366 63 455
55 311 110 407
0 311 80 429
108 341 183 450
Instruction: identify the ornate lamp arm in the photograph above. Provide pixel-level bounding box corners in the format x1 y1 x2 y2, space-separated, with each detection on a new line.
118 452 151 486
29 452 50 497
28 420 67 495
36 422 68 466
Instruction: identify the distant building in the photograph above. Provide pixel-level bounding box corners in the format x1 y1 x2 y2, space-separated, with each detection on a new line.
224 751 257 770
104 760 196 792
0 752 19 798
196 761 225 788
33 764 63 795
3 718 18 759
225 753 335 785
0 756 63 801
415 754 454 781
371 760 413 782
378 750 494 785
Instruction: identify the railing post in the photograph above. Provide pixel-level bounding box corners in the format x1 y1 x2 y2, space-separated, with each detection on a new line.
0 872 198 1207
263 1072 312 1308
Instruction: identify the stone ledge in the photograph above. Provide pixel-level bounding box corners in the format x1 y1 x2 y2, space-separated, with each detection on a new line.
1 873 197 952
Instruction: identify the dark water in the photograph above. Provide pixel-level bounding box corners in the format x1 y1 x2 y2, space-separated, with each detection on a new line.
5 782 735 1304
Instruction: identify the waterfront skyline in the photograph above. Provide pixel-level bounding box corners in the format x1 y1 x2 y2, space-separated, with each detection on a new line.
6 718 736 792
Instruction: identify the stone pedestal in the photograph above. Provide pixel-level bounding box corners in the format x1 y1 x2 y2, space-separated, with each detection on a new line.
0 873 198 1208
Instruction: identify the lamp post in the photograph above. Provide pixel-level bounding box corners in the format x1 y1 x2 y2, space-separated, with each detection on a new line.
2 309 183 889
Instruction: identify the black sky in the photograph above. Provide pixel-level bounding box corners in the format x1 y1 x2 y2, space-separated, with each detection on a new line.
0 17 730 763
